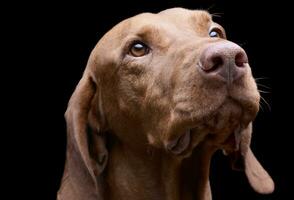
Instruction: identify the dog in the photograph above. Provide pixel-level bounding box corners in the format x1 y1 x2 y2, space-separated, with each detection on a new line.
57 8 274 200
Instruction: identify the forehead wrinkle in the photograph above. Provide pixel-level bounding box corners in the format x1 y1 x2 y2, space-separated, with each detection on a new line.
188 11 213 36
136 25 162 40
158 8 213 36
128 16 175 50
191 10 212 24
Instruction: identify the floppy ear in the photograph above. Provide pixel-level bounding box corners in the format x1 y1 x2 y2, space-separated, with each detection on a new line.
58 69 108 200
224 123 274 194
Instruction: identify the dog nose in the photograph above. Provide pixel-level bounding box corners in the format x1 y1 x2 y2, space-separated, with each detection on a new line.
198 41 248 83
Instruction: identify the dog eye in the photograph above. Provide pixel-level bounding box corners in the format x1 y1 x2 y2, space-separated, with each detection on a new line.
209 28 222 38
129 42 150 57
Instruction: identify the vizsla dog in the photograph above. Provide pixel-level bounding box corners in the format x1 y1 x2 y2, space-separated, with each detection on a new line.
57 8 274 200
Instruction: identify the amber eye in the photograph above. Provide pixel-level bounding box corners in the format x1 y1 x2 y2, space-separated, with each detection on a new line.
129 42 150 57
209 28 222 38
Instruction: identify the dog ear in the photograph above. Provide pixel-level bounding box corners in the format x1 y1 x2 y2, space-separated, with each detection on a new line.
58 68 108 200
223 123 274 194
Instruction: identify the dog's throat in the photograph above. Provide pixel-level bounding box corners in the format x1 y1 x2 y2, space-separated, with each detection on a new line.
167 130 191 155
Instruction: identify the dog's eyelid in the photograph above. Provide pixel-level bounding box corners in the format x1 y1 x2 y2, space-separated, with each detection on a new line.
127 41 151 57
209 26 226 39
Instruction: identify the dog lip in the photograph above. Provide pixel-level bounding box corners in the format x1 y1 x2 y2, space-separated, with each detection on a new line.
166 129 191 155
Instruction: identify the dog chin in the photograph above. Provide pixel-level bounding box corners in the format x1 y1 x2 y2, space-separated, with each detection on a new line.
166 98 257 157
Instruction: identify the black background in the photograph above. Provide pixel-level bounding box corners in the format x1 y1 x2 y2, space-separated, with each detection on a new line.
6 0 292 199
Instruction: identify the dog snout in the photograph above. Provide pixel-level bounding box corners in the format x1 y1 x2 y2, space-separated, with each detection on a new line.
198 41 248 83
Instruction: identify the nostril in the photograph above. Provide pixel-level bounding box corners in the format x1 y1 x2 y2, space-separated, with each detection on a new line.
201 55 224 72
235 51 248 67
212 56 223 68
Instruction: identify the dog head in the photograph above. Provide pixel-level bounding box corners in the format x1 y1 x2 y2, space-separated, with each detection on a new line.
64 8 274 198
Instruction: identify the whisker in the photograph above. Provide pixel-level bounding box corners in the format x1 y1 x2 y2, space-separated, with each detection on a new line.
238 42 248 47
259 102 264 112
260 95 271 111
258 89 271 94
207 4 216 12
211 13 223 18
257 83 271 90
255 77 269 81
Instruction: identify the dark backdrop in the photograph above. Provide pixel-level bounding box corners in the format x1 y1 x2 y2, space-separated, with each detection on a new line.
8 0 292 199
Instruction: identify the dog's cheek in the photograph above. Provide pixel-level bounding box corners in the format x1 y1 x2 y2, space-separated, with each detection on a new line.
117 64 150 112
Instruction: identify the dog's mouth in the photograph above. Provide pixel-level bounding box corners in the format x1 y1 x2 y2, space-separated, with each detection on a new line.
166 129 191 155
165 121 240 157
165 98 258 156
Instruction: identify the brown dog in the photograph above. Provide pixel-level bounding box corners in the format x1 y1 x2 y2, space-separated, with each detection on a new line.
57 8 274 200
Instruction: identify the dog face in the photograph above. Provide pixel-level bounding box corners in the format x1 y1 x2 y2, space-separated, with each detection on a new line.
90 8 259 157
61 8 274 199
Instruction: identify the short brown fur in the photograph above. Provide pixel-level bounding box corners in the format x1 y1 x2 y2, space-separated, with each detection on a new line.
57 8 274 200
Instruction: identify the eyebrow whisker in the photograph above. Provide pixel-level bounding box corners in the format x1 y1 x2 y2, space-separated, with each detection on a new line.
211 12 224 18
207 4 216 12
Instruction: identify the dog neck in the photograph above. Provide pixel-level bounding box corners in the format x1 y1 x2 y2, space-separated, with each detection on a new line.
104 135 214 200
